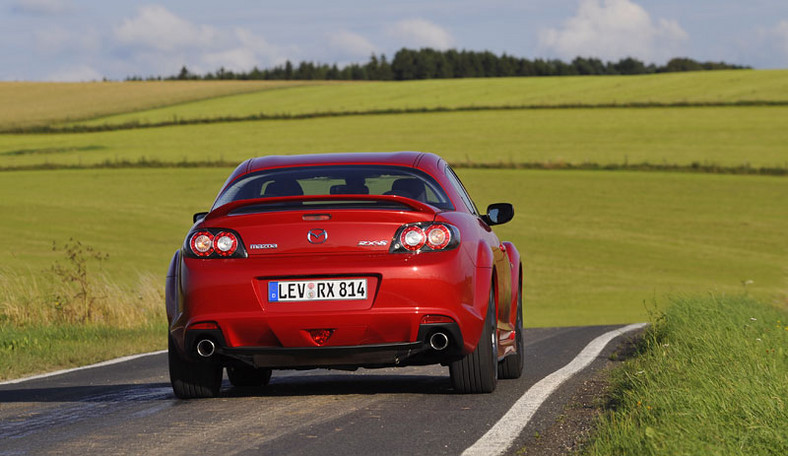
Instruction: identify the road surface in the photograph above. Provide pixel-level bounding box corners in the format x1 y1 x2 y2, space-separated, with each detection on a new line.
0 325 639 455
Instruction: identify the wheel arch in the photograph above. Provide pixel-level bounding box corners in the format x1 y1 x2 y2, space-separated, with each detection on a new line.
466 261 497 354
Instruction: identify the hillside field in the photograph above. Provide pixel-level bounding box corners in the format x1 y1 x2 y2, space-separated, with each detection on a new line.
0 80 328 130
1 70 786 377
2 107 787 170
1 69 784 130
1 168 785 327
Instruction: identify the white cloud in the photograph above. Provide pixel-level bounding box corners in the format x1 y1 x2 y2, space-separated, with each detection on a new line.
386 18 455 50
114 5 218 52
328 30 378 59
12 0 71 16
539 0 688 63
749 20 788 68
112 6 287 75
46 64 102 82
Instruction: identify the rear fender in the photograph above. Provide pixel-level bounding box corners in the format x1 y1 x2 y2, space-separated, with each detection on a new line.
459 241 495 353
502 241 522 325
474 240 494 270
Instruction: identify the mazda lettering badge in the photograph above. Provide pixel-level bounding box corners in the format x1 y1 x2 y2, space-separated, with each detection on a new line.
307 228 328 244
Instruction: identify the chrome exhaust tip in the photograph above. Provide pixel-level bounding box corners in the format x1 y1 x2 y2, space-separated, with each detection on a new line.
195 339 216 358
429 332 450 351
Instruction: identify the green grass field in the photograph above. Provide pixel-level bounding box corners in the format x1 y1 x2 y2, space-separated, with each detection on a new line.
60 69 788 128
2 107 787 169
2 168 785 328
1 70 786 379
0 80 328 130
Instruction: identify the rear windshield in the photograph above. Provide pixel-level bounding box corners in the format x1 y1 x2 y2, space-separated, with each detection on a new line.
213 165 453 211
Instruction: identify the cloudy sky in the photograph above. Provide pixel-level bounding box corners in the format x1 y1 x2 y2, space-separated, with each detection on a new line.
3 0 788 81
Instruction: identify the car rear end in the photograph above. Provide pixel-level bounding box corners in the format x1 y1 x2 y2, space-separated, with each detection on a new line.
168 162 486 371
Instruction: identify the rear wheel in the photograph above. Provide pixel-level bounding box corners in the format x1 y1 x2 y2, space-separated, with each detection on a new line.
227 364 273 388
498 285 524 379
168 336 223 399
450 287 498 394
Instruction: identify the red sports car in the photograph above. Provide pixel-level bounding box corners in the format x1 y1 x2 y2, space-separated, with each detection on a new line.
166 152 523 398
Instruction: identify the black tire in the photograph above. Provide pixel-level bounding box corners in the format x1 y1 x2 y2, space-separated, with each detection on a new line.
168 336 223 399
227 364 273 388
450 287 498 394
498 285 524 379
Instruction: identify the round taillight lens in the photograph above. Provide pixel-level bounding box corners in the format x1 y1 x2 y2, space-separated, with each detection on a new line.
214 232 238 256
400 226 426 251
190 232 214 256
425 225 451 250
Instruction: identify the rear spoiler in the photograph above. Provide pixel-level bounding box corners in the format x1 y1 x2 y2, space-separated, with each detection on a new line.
205 194 439 221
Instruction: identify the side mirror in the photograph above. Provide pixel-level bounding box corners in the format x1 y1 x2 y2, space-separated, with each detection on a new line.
193 212 209 223
482 203 514 226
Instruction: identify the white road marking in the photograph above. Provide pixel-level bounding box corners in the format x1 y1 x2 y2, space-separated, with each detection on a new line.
463 323 648 456
0 350 167 385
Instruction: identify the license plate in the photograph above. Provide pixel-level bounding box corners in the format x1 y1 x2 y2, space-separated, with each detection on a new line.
268 279 367 302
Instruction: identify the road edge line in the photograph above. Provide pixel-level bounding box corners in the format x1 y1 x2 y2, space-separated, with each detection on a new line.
0 350 168 385
462 322 648 456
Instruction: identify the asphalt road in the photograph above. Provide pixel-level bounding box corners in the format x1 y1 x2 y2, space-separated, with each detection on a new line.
0 325 631 456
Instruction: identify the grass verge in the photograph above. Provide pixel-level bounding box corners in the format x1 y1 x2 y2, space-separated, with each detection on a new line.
0 323 166 381
0 242 167 380
584 295 788 455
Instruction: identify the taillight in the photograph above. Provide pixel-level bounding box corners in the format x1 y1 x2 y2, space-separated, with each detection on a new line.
214 232 238 256
400 226 426 251
391 223 459 253
190 231 214 257
425 225 450 250
186 229 246 258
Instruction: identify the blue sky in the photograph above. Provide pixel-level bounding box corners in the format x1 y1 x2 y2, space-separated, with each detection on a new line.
2 0 788 81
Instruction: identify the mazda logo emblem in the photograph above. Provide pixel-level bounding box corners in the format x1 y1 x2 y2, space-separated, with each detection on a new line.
307 228 328 244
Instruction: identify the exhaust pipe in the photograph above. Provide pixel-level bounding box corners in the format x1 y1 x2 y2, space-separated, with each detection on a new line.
429 332 450 351
195 339 216 358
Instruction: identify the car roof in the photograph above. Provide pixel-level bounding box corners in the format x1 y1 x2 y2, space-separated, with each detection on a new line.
246 151 426 171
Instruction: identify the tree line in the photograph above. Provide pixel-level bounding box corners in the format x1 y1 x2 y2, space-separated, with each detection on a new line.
127 48 749 81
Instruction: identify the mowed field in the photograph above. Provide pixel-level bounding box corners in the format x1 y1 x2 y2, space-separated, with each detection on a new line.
2 71 787 170
61 69 788 127
1 168 784 328
1 70 786 363
0 80 329 130
3 106 788 169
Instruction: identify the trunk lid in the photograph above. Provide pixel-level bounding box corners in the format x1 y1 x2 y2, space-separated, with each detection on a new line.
202 195 438 256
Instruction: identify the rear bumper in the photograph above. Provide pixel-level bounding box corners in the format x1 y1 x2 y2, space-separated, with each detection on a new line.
185 323 464 369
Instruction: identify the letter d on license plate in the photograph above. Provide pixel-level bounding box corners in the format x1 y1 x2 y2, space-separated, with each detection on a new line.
268 279 367 302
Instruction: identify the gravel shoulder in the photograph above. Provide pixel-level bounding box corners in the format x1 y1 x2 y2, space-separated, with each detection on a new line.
516 330 643 456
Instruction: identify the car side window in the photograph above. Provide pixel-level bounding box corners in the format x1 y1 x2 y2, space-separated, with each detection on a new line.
444 165 480 215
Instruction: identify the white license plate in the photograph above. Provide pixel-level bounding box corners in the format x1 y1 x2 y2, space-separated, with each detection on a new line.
268 279 367 302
